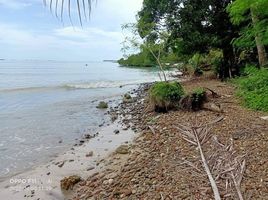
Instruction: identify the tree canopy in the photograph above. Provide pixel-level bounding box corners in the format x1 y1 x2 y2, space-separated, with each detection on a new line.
121 0 268 77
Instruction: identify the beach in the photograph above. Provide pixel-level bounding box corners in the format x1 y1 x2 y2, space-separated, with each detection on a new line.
1 77 267 199
71 78 268 199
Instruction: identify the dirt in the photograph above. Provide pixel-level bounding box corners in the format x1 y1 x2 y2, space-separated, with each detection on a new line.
72 78 268 200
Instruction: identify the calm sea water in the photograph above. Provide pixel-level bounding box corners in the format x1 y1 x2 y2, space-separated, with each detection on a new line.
0 60 167 178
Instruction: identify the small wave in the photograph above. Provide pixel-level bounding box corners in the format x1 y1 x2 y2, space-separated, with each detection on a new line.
0 86 61 93
0 78 172 93
64 80 140 89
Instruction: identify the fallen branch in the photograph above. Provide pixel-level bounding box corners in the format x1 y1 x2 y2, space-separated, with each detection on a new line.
176 118 246 200
204 87 221 98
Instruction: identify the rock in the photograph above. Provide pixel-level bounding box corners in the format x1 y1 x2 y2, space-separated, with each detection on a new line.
58 161 65 168
60 175 81 190
232 132 244 140
260 116 268 120
87 167 95 171
203 102 223 113
84 134 93 139
123 94 134 103
114 129 120 134
86 151 94 157
111 114 118 122
115 145 129 154
124 93 132 99
96 101 108 109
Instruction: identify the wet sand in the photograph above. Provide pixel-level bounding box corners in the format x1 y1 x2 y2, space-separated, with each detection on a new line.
0 121 136 200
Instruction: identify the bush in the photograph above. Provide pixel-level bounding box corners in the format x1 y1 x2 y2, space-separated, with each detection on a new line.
149 81 185 112
233 66 268 112
187 50 223 77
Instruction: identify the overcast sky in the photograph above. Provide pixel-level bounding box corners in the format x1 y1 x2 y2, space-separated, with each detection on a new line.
0 0 143 61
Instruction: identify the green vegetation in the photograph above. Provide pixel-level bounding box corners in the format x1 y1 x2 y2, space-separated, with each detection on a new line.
233 66 268 112
120 0 268 78
96 101 108 109
149 82 184 112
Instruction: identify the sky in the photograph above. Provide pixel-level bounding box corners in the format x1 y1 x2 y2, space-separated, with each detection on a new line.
0 0 143 61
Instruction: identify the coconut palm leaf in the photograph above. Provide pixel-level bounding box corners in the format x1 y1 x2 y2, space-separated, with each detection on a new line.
43 0 94 25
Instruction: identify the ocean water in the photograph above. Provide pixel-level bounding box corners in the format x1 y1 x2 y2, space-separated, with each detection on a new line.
0 60 168 179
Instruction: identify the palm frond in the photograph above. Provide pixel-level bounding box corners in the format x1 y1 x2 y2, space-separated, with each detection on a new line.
43 0 94 25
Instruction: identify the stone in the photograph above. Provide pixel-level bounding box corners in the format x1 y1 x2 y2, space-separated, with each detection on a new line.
58 161 65 168
203 102 223 113
87 167 95 171
260 116 268 120
60 175 81 190
86 151 94 157
115 145 129 154
123 94 134 103
114 129 120 134
96 101 108 109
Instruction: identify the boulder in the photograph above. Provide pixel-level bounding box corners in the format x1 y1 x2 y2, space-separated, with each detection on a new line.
115 145 129 154
123 94 134 103
60 175 81 190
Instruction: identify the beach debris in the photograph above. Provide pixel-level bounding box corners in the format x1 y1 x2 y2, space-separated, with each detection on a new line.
203 102 223 113
86 151 94 157
260 116 268 120
111 114 118 122
96 101 108 109
87 167 95 171
60 175 81 190
123 93 134 103
176 117 246 200
58 161 65 168
116 145 129 154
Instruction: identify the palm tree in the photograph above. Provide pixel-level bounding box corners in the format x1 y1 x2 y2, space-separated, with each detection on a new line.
43 0 95 25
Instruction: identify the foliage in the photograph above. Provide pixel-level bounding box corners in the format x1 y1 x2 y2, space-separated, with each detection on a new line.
45 0 94 26
118 51 156 67
233 66 268 112
228 0 268 48
96 101 108 109
149 81 185 112
136 0 239 78
186 49 223 76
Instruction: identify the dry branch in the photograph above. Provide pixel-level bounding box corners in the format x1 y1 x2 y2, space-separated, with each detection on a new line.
176 118 246 200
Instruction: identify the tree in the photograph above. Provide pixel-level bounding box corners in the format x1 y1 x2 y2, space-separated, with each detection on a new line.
228 0 268 67
137 0 240 79
121 23 169 81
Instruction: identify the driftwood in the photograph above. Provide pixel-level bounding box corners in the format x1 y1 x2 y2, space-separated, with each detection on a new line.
204 87 221 98
176 117 246 200
202 102 223 113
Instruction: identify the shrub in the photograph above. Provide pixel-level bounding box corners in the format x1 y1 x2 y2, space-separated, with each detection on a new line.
233 66 268 112
149 81 185 112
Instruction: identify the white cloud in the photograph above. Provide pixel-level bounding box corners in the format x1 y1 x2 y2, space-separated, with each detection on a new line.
0 0 32 9
0 0 144 60
0 23 125 60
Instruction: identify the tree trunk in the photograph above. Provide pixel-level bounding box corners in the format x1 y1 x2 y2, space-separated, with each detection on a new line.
251 7 268 67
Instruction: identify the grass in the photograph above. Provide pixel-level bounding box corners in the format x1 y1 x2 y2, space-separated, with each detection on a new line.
149 81 185 112
233 66 268 112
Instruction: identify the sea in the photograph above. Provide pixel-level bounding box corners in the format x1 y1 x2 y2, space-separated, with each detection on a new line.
0 59 172 179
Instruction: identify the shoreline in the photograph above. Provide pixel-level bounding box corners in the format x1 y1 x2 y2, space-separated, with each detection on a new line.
1 78 267 199
0 83 151 200
72 78 268 199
